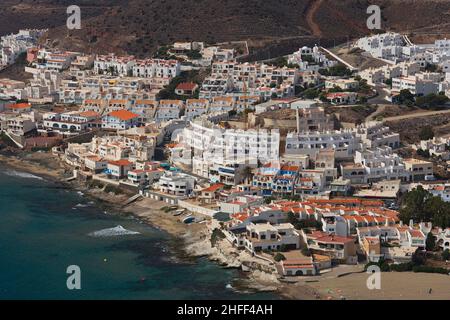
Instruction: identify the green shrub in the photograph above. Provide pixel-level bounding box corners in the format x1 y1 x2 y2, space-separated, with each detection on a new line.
87 180 104 189
274 253 286 262
364 258 390 272
104 185 122 194
210 228 225 246
390 262 413 272
442 249 450 261
412 266 449 274
301 247 312 257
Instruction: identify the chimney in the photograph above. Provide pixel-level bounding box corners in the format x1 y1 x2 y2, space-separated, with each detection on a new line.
399 220 403 227
409 219 414 227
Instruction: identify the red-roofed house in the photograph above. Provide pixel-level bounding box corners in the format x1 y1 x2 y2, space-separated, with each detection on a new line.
326 92 358 105
406 229 426 248
102 109 140 130
220 195 264 214
7 103 32 113
175 82 198 96
303 230 357 264
84 155 108 173
199 183 225 204
106 159 134 179
280 257 316 276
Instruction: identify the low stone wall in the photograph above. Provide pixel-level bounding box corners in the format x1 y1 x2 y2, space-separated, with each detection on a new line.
178 200 219 217
92 175 120 186
144 190 180 205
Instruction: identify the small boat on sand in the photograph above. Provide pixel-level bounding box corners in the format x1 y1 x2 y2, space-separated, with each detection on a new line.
172 209 185 216
182 215 195 224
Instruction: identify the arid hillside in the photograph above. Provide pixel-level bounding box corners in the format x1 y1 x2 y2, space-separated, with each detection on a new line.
1 0 450 57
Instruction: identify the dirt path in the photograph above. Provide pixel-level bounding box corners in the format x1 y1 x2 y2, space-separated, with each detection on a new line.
366 105 388 121
383 109 450 122
306 0 324 38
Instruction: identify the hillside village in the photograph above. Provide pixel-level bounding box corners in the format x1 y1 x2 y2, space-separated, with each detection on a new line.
1 29 449 279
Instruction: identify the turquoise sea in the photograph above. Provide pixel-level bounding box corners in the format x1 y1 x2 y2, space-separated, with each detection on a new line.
0 167 277 300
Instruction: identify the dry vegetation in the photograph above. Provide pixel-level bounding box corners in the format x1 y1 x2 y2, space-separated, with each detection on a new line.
0 0 449 58
387 114 450 144
327 105 377 125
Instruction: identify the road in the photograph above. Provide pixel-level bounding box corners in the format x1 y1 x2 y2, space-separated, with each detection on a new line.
381 109 450 122
305 0 324 38
367 85 390 105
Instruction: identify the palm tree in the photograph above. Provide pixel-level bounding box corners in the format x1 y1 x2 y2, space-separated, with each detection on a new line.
243 166 253 184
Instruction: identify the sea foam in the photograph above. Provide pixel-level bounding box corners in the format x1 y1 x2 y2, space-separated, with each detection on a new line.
3 170 44 180
75 203 90 208
88 225 140 238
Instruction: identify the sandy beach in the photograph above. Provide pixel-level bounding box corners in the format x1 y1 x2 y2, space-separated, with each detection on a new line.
299 272 450 300
0 152 67 181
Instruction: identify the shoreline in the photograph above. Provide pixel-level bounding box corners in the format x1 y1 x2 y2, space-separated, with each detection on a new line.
2 151 449 300
0 150 295 298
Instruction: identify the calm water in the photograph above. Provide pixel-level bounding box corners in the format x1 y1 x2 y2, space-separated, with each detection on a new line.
0 167 277 300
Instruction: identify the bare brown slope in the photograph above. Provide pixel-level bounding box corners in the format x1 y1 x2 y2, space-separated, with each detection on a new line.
1 0 450 58
306 0 324 38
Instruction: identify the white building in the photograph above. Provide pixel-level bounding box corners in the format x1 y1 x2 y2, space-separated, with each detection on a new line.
35 49 78 71
175 117 280 185
101 109 141 130
326 92 358 105
43 110 99 133
392 72 441 96
4 114 36 136
199 76 234 98
359 62 421 85
355 32 406 61
355 121 400 149
423 183 450 202
0 29 45 66
94 54 136 76
288 45 337 71
185 99 209 120
157 172 196 196
325 78 359 91
244 222 300 253
155 100 183 122
132 58 180 79
285 130 358 160
414 137 450 160
354 147 409 183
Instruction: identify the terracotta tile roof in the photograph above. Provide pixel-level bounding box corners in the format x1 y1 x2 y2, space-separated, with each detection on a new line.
409 229 425 238
8 103 31 109
231 212 249 222
109 99 127 104
108 159 132 166
79 111 99 117
176 82 198 91
107 109 139 121
202 183 225 192
159 99 183 105
316 234 355 244
281 165 299 172
135 99 157 105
